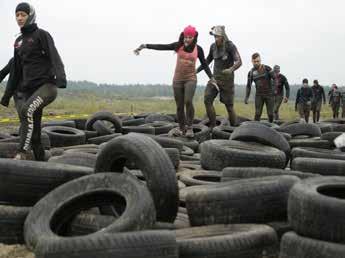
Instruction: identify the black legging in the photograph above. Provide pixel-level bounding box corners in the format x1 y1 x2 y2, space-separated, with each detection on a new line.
17 84 57 160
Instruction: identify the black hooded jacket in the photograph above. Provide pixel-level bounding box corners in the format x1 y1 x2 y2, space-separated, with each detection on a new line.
2 23 66 105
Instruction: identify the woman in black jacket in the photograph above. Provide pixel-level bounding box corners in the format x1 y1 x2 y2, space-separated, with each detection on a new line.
1 2 66 160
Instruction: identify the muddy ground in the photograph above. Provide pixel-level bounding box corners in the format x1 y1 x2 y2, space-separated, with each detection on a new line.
0 244 33 258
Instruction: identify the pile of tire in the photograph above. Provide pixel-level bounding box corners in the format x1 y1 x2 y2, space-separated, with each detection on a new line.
1 112 345 257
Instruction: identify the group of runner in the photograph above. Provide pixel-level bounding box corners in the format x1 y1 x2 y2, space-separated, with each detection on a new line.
0 2 343 160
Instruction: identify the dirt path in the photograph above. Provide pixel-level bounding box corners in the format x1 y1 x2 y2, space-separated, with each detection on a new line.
0 245 34 258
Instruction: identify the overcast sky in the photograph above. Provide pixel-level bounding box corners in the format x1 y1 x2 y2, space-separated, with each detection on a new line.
1 0 344 86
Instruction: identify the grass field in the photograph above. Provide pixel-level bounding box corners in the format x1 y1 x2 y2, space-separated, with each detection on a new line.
0 92 336 124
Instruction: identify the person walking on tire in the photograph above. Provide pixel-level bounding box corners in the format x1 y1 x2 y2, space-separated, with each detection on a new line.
272 65 290 121
329 84 341 119
0 3 66 161
311 80 326 123
196 25 242 127
340 88 345 118
245 53 275 123
134 26 215 138
295 79 313 123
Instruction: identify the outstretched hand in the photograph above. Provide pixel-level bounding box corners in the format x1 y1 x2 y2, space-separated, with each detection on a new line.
134 44 146 55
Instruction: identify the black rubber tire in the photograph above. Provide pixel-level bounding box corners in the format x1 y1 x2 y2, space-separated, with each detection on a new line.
180 154 200 162
322 118 345 124
230 123 291 160
122 118 146 126
176 224 278 258
291 157 345 176
280 231 345 258
35 230 178 258
48 152 97 169
200 140 286 171
146 135 184 151
278 123 322 137
321 131 342 144
181 145 194 156
83 130 99 140
192 124 212 143
122 126 155 135
331 124 345 132
266 221 292 240
288 177 345 243
91 120 114 136
145 113 175 123
289 137 332 149
85 111 122 133
42 120 76 128
50 148 64 157
72 119 87 130
42 126 86 147
211 126 235 139
291 147 345 161
221 167 318 181
0 143 20 158
280 132 292 141
186 176 299 226
24 173 156 251
242 120 280 129
64 148 99 155
87 133 122 145
0 133 51 150
0 205 31 245
179 170 221 186
0 159 93 206
199 117 225 127
316 122 334 134
141 122 176 135
165 148 180 169
162 135 200 152
95 133 178 223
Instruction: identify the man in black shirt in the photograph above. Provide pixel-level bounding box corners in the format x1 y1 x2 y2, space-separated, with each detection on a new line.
272 65 290 120
197 25 242 127
245 53 274 123
329 84 341 119
295 79 313 123
311 80 326 123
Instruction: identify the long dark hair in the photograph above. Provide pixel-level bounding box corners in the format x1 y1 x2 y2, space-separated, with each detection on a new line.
175 32 199 52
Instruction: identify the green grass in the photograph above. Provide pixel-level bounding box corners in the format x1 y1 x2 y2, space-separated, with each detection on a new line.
0 93 336 123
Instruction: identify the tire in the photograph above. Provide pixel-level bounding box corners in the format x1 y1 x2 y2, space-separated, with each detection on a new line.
291 157 345 176
199 117 225 127
64 148 99 155
180 154 200 162
122 118 146 126
186 176 299 226
146 135 184 151
0 205 31 245
321 132 342 144
122 126 155 135
0 143 20 158
331 124 345 132
0 159 93 206
50 148 64 157
91 120 114 136
145 113 175 123
72 119 87 130
288 177 345 243
87 133 122 145
230 123 290 160
95 133 178 223
200 140 286 171
280 132 292 141
266 221 292 240
192 124 211 143
289 137 331 149
165 148 180 169
83 130 99 140
242 120 280 129
0 133 51 150
291 147 345 161
179 170 221 186
42 120 76 128
221 167 318 181
162 135 200 152
278 123 321 137
316 122 334 134
211 126 235 139
48 152 97 169
280 231 345 258
85 111 122 133
181 146 194 156
176 224 278 258
35 230 178 258
142 122 175 135
24 173 156 251
42 126 86 147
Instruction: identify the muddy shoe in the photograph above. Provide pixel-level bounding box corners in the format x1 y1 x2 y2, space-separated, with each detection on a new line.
169 128 184 137
13 152 33 161
185 128 195 138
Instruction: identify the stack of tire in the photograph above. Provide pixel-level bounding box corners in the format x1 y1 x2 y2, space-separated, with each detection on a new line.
280 177 345 258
